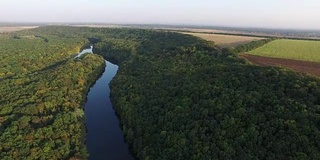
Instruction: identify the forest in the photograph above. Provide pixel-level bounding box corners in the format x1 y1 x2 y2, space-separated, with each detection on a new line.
1 26 320 159
0 27 106 159
94 28 320 159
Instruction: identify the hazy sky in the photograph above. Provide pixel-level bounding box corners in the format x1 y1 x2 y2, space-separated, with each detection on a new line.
1 0 320 29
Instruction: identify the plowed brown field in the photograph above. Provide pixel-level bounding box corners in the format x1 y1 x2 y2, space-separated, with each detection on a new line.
241 54 320 76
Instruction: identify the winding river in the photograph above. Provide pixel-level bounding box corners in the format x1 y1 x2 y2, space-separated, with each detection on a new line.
78 48 133 160
75 46 93 58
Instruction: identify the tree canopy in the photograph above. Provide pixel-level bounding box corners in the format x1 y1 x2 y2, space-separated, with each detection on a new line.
1 26 320 159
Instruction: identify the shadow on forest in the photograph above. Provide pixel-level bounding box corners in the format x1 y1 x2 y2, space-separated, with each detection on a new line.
0 59 69 83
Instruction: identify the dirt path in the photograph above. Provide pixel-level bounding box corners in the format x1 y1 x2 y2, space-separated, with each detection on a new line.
240 54 320 76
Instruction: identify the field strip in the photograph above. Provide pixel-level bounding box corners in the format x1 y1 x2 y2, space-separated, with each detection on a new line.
180 32 264 47
241 54 320 76
249 39 320 63
0 26 38 33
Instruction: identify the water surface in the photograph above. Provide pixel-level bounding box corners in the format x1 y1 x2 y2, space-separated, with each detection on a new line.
79 48 133 160
75 46 93 58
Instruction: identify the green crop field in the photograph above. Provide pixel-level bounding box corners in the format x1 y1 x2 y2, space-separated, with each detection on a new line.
249 39 320 62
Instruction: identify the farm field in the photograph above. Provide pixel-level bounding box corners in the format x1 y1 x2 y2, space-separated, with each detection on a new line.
0 26 38 33
241 54 320 76
180 32 264 47
249 39 320 63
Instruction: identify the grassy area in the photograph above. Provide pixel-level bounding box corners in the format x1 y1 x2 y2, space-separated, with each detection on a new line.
249 39 320 63
180 32 264 47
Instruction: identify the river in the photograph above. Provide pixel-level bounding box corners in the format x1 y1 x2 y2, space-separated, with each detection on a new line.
78 48 134 160
75 46 93 58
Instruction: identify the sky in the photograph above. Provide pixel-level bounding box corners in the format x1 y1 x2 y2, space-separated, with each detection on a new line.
1 0 320 30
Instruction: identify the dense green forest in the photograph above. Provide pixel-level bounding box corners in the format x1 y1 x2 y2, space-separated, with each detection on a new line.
93 28 320 159
1 26 320 159
0 27 106 159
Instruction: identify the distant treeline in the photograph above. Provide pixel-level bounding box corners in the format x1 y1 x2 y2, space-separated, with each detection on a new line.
224 38 276 53
215 32 320 41
162 28 320 41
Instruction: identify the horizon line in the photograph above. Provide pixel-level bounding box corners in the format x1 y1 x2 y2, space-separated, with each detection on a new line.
1 21 320 31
